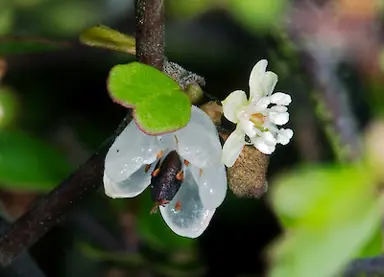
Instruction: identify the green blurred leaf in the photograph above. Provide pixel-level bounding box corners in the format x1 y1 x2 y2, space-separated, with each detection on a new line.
0 36 70 56
356 224 382 258
267 165 382 277
166 0 213 18
80 25 136 55
0 130 72 191
227 0 287 31
108 62 191 134
0 86 19 128
0 7 13 35
137 190 195 251
270 165 376 228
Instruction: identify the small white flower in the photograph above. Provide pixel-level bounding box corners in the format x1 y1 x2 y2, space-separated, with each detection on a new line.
221 59 293 167
103 106 227 238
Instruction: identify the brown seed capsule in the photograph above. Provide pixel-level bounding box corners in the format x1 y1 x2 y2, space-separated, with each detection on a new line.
226 145 269 198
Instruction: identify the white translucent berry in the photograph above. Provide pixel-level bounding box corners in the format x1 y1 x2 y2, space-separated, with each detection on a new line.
103 106 227 238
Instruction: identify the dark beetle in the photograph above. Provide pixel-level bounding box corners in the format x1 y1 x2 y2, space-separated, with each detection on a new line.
149 150 184 213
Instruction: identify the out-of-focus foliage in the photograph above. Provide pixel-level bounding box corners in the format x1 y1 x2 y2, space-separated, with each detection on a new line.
267 164 382 277
166 0 288 31
0 129 71 191
0 0 131 37
0 86 19 128
166 0 214 19
108 62 192 134
226 0 288 31
0 37 69 56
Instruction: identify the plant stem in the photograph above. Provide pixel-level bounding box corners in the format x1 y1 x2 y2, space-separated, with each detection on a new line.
0 0 165 267
135 0 165 70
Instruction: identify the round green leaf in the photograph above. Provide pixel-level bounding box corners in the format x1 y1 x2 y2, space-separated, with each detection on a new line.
108 62 192 134
108 62 181 107
134 91 191 135
0 130 72 191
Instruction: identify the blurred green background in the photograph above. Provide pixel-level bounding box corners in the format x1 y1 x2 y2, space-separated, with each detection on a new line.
1 0 384 277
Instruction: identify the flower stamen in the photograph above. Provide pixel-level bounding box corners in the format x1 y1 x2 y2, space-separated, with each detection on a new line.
249 112 266 127
156 150 164 159
175 200 182 211
152 168 160 177
176 170 184 181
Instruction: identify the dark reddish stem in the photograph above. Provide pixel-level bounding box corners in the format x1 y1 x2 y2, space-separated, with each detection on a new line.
135 0 165 69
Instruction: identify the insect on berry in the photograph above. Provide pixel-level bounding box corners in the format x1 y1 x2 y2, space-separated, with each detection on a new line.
149 150 184 213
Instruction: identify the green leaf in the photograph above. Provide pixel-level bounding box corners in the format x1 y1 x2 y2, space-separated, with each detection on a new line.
227 0 287 31
108 62 191 134
270 165 376 228
356 224 382 258
0 36 70 56
269 205 380 277
108 62 180 106
79 25 136 55
134 91 191 134
166 0 213 18
0 86 19 128
267 165 382 277
137 190 195 250
0 130 72 191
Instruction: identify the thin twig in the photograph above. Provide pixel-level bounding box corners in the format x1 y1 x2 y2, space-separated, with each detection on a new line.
135 0 164 69
0 0 165 267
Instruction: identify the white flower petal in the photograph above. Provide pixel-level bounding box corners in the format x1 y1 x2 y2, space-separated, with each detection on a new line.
105 121 162 183
270 92 292 106
159 168 215 238
239 117 257 137
221 127 245 167
262 71 278 96
277 128 294 145
247 96 270 114
256 97 271 109
270 105 288 113
269 111 289 125
189 105 220 139
103 162 155 198
222 90 247 123
252 136 276 155
249 59 268 98
174 121 222 168
190 164 227 210
262 131 277 145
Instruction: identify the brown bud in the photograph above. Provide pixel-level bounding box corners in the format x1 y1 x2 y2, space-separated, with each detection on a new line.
227 145 269 198
199 101 223 126
185 83 204 104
